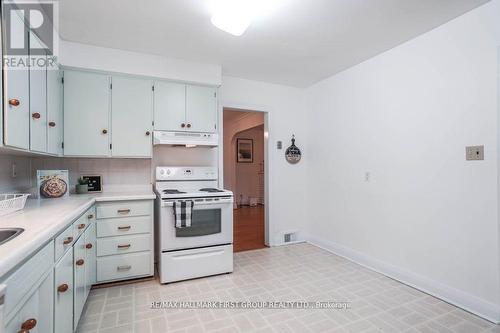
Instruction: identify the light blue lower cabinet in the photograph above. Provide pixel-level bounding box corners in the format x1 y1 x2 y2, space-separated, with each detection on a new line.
4 270 54 333
54 248 74 333
85 222 97 296
73 235 86 331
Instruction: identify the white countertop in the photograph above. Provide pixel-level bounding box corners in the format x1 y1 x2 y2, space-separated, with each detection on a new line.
0 188 156 278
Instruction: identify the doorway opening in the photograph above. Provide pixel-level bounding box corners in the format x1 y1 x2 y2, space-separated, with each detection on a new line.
223 108 267 252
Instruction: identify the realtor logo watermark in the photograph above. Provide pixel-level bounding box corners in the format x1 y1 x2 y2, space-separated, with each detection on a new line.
3 0 58 70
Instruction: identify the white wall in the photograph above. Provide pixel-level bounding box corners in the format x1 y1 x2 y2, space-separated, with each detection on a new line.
305 0 500 322
60 40 222 86
220 76 308 246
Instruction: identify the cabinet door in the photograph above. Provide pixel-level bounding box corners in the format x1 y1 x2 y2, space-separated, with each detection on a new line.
153 81 186 131
3 11 30 149
64 70 110 156
73 235 86 330
186 85 217 133
47 67 63 155
54 247 74 333
29 32 48 153
111 76 153 157
5 271 54 333
85 221 96 295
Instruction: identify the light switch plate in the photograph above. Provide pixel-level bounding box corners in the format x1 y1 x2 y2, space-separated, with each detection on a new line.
466 145 484 160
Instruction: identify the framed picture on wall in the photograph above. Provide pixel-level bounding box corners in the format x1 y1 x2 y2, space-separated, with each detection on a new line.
237 138 254 163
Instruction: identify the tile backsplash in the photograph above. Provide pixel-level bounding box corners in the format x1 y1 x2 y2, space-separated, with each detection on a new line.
30 157 152 192
1 146 218 195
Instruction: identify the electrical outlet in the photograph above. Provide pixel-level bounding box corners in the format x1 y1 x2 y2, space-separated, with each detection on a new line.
11 163 17 178
364 172 370 182
466 146 484 161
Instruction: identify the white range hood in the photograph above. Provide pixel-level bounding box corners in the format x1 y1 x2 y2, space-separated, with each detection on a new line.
153 131 219 147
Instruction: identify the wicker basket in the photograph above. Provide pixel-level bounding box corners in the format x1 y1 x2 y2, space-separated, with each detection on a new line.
0 194 30 217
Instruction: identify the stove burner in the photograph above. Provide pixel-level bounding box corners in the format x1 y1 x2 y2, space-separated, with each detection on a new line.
199 188 224 193
163 189 187 194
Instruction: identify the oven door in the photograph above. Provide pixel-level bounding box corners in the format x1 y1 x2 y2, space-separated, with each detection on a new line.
160 197 233 251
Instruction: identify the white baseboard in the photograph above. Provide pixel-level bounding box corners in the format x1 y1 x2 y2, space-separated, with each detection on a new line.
307 235 500 324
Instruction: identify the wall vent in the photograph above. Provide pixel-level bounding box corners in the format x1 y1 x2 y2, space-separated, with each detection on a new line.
283 231 298 244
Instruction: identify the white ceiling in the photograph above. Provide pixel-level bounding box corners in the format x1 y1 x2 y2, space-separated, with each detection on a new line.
59 0 490 87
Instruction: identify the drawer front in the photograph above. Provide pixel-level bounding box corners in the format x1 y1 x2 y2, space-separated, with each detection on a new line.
54 223 75 261
96 216 152 238
160 245 233 283
54 248 74 333
97 252 152 282
96 200 152 219
74 206 94 237
97 234 151 257
3 242 54 320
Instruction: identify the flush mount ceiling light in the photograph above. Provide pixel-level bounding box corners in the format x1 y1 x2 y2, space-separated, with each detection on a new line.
209 0 276 36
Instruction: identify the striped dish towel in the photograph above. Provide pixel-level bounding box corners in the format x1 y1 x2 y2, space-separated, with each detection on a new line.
173 200 194 228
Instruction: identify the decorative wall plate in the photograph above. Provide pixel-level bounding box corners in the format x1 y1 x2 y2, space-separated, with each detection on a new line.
285 135 301 164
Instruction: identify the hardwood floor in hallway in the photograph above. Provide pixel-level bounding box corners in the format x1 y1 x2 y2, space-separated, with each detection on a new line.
233 205 267 252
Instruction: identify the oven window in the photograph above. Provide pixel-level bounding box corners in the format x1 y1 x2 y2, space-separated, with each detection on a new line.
176 209 222 237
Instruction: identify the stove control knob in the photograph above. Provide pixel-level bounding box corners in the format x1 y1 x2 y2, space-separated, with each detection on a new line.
166 169 171 175
160 169 165 176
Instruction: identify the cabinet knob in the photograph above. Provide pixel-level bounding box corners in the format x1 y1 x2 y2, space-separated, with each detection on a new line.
63 237 73 245
57 284 69 293
86 243 93 249
78 223 86 230
32 113 41 119
187 123 192 128
181 123 186 128
102 129 108 134
76 259 84 266
20 318 37 330
48 121 56 127
145 131 151 136
8 98 20 106
87 214 94 219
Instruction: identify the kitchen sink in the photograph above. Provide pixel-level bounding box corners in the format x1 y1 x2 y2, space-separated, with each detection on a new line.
0 228 24 246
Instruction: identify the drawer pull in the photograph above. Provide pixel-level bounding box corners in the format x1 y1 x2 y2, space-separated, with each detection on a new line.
117 209 131 214
87 214 94 219
78 223 86 230
76 259 84 266
117 265 131 271
63 237 73 245
48 121 56 127
117 244 131 249
57 284 69 293
86 243 93 249
8 98 20 106
20 318 37 330
117 225 131 230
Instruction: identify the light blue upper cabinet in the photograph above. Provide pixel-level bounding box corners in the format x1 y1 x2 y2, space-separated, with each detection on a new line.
111 76 153 158
47 67 63 155
153 81 186 131
3 11 30 150
29 32 48 153
186 85 218 133
63 70 111 157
